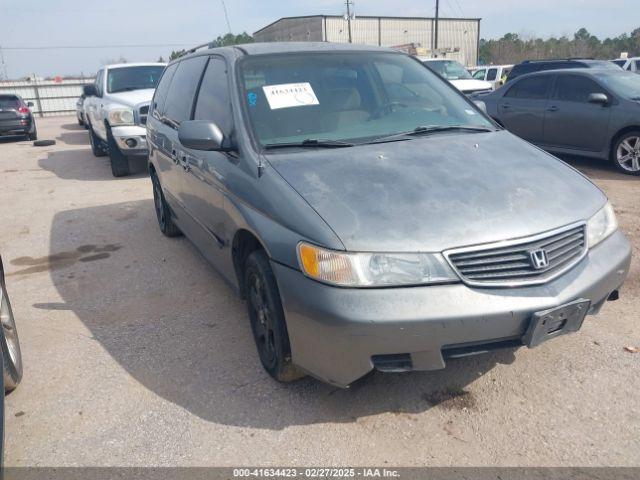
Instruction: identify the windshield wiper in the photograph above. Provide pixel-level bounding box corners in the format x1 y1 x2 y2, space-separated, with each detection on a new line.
110 86 143 93
368 125 494 144
263 139 355 149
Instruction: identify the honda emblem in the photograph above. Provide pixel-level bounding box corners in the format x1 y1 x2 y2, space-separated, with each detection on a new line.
529 249 549 270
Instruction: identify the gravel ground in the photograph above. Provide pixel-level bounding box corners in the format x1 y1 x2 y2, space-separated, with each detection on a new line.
0 116 638 467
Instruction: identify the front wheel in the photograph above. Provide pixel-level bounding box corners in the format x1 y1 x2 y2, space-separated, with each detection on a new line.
611 131 640 175
244 250 305 383
151 172 181 237
1 280 23 392
106 127 130 177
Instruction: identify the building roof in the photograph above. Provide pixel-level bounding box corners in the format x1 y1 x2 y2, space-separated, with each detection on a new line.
254 15 482 36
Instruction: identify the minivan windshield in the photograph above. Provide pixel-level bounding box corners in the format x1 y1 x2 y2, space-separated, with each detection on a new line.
423 60 472 80
239 52 492 147
107 65 165 94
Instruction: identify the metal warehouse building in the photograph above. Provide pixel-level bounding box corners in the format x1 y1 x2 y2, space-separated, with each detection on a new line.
253 15 481 66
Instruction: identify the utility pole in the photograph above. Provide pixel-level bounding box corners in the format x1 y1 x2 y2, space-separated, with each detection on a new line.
345 0 354 43
434 0 440 51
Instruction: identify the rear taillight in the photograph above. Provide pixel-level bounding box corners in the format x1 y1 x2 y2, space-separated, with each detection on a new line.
18 106 30 114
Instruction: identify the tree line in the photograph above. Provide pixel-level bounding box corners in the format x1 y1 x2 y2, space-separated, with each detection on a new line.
479 27 640 65
165 32 253 61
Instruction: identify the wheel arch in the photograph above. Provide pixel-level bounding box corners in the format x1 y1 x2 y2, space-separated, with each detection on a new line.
232 229 268 299
610 126 640 154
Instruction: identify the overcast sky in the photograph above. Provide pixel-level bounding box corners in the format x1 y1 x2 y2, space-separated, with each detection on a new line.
0 0 637 78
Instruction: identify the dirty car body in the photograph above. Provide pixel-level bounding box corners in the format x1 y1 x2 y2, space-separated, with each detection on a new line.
147 42 631 387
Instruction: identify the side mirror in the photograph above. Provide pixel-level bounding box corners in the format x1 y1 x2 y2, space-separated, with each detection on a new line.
588 93 608 105
83 85 98 97
27 101 34 107
473 100 487 113
178 120 226 151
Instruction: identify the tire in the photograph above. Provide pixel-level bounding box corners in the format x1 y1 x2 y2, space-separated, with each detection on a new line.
78 115 84 126
32 139 55 147
88 124 107 157
28 122 38 141
244 250 305 383
1 280 23 392
151 171 181 237
611 131 640 175
106 127 130 177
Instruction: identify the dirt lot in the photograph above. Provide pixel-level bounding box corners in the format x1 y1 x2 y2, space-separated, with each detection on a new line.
0 116 638 466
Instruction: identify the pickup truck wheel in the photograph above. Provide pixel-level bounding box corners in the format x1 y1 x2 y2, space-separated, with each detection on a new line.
151 172 181 237
611 131 640 175
107 127 131 177
244 250 305 383
88 124 107 157
1 280 23 392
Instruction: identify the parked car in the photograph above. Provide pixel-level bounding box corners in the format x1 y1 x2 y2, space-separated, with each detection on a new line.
611 57 640 73
421 58 493 95
83 62 166 177
481 68 640 175
0 94 37 141
506 58 620 83
470 65 513 89
148 42 631 387
76 94 86 126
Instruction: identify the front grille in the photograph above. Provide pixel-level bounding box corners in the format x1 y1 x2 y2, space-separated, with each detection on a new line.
138 104 149 125
445 223 587 286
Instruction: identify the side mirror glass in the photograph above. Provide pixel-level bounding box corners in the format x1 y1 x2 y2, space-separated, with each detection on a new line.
27 101 34 107
83 85 98 97
588 93 608 105
178 120 226 151
473 100 487 113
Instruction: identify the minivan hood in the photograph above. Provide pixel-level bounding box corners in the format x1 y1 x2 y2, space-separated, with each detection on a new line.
450 78 493 92
267 131 606 252
106 89 155 107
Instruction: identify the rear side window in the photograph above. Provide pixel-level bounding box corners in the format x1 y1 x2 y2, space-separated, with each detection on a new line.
0 96 20 109
163 56 208 124
193 57 233 135
505 76 552 99
508 63 539 81
486 68 498 81
553 74 606 102
151 63 178 119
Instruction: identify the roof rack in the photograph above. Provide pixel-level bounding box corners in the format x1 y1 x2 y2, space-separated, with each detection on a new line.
522 57 596 63
186 41 216 55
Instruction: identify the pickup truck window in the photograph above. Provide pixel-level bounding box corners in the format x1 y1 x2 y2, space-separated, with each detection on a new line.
163 56 208 125
194 57 233 134
106 66 165 94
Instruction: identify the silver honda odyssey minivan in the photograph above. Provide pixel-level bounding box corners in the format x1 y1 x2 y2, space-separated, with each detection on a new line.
147 42 631 387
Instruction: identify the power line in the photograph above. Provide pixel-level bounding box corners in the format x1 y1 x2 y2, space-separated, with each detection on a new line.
2 44 195 51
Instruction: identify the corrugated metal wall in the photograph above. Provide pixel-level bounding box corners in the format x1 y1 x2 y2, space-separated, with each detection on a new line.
0 78 94 117
254 16 479 66
253 17 324 42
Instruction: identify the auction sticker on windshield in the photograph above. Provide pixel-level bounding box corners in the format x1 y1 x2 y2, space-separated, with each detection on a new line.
262 82 319 109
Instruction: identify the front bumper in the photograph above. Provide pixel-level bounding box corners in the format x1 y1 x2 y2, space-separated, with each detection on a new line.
274 230 631 387
111 124 148 156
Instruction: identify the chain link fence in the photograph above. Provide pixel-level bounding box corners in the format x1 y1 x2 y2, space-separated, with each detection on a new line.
0 77 95 117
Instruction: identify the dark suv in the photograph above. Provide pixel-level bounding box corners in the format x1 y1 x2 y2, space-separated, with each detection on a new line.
0 94 37 140
506 59 620 83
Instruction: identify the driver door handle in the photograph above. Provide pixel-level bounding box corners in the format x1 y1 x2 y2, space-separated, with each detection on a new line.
547 105 558 112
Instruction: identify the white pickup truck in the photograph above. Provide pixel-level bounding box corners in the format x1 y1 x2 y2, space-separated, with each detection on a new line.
83 62 166 177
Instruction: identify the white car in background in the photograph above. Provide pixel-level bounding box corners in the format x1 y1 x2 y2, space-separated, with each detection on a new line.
611 57 640 73
470 64 514 89
421 58 493 95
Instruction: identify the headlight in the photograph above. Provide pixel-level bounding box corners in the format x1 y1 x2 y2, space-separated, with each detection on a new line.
297 242 459 287
107 108 135 125
587 202 618 248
